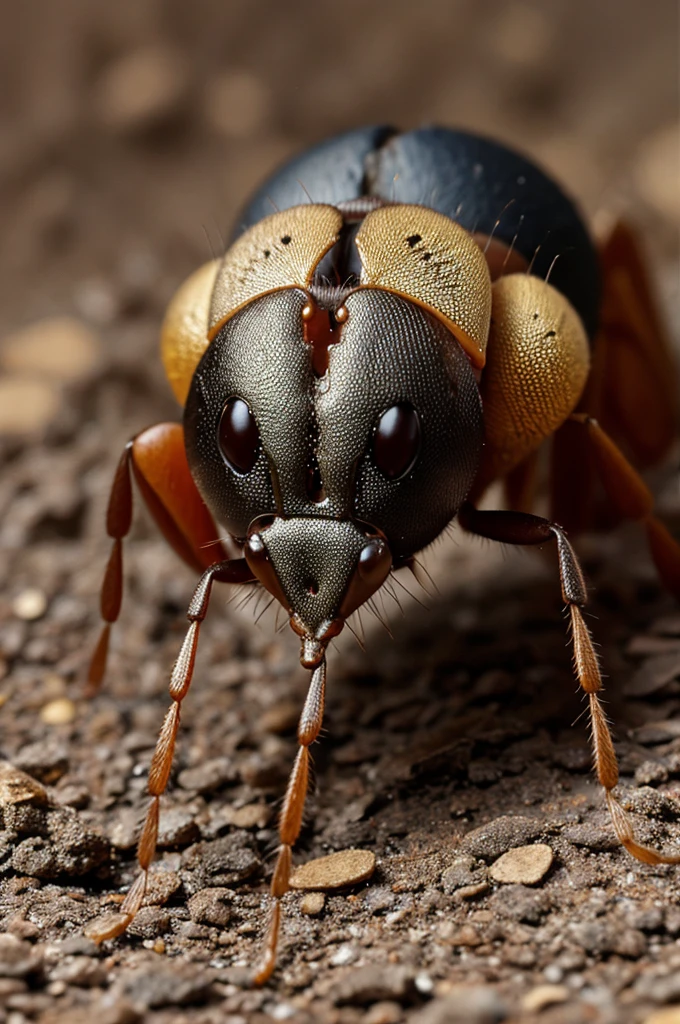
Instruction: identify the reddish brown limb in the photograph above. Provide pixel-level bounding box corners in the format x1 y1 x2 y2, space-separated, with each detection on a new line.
85 557 253 945
253 656 327 986
594 220 678 467
87 422 236 694
551 220 678 533
87 444 134 694
569 414 680 599
459 502 680 866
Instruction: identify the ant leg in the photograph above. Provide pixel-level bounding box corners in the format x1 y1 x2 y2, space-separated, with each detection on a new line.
569 413 680 599
88 423 231 694
87 443 134 694
253 655 327 986
459 502 680 866
85 557 253 943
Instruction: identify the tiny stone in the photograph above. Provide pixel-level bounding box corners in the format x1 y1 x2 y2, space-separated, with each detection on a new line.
14 740 69 783
448 924 482 947
441 854 479 892
643 1010 680 1024
12 588 48 620
0 933 43 978
126 906 172 940
95 44 189 134
157 806 200 847
49 955 107 987
177 757 234 794
521 984 569 1012
223 803 271 829
364 1001 402 1024
460 815 542 860
289 848 376 891
1 317 100 381
634 760 669 786
187 888 234 927
455 881 490 901
0 761 48 805
410 986 507 1024
489 843 553 885
40 698 76 726
362 886 396 914
333 964 416 1005
330 943 357 966
0 378 61 434
300 892 325 916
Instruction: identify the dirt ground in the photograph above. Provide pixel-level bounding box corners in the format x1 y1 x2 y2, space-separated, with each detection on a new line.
1 2 679 1023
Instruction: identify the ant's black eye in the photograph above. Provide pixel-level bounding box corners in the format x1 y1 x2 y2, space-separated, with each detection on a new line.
372 402 421 480
218 396 260 475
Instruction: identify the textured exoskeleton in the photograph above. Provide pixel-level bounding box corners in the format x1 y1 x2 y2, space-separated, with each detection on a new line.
86 126 680 982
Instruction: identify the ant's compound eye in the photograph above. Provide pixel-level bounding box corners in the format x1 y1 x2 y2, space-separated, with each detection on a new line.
372 402 422 480
217 396 260 475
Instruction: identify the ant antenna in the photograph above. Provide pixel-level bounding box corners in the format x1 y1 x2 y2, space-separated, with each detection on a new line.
483 198 517 253
526 229 552 276
501 214 525 275
296 178 315 205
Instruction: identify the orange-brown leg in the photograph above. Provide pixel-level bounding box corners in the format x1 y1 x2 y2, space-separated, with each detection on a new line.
567 414 680 599
551 220 678 532
459 502 680 866
88 422 237 693
253 655 327 986
86 556 254 943
595 220 678 467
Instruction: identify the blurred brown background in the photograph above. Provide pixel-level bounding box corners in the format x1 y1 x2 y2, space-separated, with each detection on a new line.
0 0 677 346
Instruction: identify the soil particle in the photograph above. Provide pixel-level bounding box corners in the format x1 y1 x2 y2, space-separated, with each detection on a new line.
177 757 236 794
488 884 552 923
47 953 108 987
13 740 69 783
332 964 418 1006
0 932 43 978
289 849 376 891
94 44 190 135
300 891 326 916
488 843 554 885
459 815 544 860
180 835 261 892
187 887 234 926
111 961 216 1010
521 982 569 1012
410 986 507 1024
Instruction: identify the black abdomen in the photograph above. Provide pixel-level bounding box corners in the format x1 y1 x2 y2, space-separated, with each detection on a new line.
234 125 600 339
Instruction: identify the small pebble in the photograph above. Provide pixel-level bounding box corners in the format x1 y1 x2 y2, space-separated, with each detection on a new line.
223 803 271 829
289 848 376 891
634 760 669 786
0 761 48 805
365 1001 402 1024
489 843 553 885
95 44 188 134
13 588 48 621
1 317 100 381
643 1011 680 1024
521 984 569 1012
40 698 76 726
0 378 61 434
300 891 325 916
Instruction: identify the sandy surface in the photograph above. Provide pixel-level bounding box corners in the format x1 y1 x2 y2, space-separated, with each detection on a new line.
0 2 679 1022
